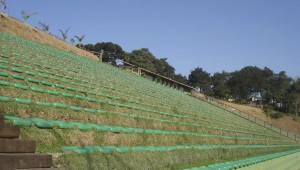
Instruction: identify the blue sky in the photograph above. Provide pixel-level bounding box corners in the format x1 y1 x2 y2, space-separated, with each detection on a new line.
5 0 300 78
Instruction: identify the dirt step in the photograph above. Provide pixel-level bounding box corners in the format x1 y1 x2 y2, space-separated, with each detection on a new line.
0 139 36 153
0 153 52 170
0 125 20 138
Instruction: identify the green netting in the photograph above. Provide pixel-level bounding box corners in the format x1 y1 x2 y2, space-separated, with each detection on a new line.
0 64 8 69
62 145 300 154
25 71 36 76
31 117 54 128
30 86 46 93
0 96 12 102
0 72 9 77
0 59 9 64
12 67 24 73
11 74 25 80
14 83 28 90
15 98 32 104
3 114 292 143
27 78 40 84
0 80 9 86
4 115 33 126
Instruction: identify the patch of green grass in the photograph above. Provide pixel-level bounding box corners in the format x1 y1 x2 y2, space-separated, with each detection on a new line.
20 127 66 153
292 116 300 123
263 105 284 119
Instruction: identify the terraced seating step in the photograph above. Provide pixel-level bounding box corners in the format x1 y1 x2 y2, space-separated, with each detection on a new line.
0 153 52 170
0 125 20 138
16 169 64 170
0 139 36 153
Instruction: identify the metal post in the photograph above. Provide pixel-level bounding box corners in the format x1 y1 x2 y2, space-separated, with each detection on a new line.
280 128 281 134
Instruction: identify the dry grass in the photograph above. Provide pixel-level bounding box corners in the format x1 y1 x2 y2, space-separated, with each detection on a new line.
222 101 300 135
0 13 98 61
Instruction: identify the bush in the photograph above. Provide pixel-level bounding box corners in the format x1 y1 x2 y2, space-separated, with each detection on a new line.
263 105 284 119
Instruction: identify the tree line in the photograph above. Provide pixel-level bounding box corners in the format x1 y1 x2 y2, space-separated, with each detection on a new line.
82 42 300 118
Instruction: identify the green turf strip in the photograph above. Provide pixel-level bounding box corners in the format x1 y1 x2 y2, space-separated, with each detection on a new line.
62 145 300 154
4 114 286 142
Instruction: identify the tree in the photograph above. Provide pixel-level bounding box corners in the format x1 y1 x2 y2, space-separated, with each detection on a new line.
173 74 188 84
153 58 175 78
83 42 124 64
266 71 291 111
70 38 75 45
188 67 211 93
74 35 85 44
0 0 7 11
38 22 50 32
125 48 157 72
58 28 70 41
227 66 273 101
211 72 230 98
287 79 300 117
21 10 38 23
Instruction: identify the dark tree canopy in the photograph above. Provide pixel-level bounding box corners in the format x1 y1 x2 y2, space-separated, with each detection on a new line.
188 67 211 93
211 72 230 98
83 42 124 64
125 48 157 72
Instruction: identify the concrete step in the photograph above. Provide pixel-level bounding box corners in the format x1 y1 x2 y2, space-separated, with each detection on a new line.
0 125 20 138
0 153 52 170
0 139 36 153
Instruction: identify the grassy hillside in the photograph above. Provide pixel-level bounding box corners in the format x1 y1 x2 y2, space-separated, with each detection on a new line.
0 32 299 169
0 12 97 61
220 101 300 136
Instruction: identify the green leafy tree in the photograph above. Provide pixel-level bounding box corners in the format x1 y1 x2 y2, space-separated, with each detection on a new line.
173 74 188 84
266 71 291 111
125 48 157 72
287 79 300 117
83 42 124 64
153 58 175 78
227 66 273 101
188 67 211 93
211 72 230 98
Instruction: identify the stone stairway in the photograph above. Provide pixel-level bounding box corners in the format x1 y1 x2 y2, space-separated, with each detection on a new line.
0 114 60 170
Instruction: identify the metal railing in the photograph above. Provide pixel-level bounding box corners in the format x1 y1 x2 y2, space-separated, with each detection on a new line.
192 93 300 142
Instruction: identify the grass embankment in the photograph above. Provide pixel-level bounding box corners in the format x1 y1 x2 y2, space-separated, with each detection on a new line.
0 12 97 60
0 32 298 170
221 101 300 136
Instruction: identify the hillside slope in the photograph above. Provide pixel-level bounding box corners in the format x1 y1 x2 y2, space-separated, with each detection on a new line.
220 101 300 136
0 32 298 169
0 12 97 61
